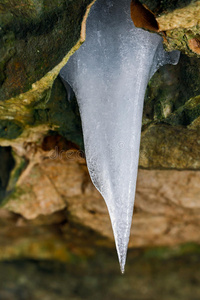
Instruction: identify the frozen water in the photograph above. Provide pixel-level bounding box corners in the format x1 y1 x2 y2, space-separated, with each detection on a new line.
60 0 180 273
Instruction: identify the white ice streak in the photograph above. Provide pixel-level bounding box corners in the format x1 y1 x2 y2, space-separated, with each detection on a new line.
60 0 180 273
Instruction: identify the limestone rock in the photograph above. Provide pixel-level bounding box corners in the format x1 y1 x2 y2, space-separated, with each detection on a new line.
2 143 200 253
141 0 200 57
140 124 200 169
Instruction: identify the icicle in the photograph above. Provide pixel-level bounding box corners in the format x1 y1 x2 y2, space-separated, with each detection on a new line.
60 0 180 273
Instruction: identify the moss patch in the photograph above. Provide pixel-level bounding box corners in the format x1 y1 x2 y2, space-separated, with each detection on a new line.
0 0 94 101
0 120 23 139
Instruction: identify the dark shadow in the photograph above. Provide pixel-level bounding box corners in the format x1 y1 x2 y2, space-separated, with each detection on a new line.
0 146 15 202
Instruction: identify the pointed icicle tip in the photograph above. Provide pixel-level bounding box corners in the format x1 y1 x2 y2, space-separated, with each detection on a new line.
118 249 127 274
113 225 129 274
120 263 125 275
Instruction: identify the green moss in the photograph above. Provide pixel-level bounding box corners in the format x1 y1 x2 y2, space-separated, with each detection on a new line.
0 32 15 86
34 77 84 149
0 120 23 139
143 54 200 126
163 27 199 56
165 95 200 126
6 153 27 191
0 146 15 202
1 185 27 207
144 243 200 260
31 87 52 110
0 0 93 101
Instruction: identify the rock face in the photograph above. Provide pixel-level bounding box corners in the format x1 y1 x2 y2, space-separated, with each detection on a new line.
0 0 200 261
141 0 200 57
0 143 200 260
0 0 92 142
0 0 93 101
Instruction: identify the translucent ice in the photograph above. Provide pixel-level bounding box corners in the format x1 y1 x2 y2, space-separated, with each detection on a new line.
60 0 180 273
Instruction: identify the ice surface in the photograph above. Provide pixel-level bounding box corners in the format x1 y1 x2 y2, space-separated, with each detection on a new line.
60 0 180 273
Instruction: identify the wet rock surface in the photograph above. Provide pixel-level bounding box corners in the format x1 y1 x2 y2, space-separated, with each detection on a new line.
0 0 93 101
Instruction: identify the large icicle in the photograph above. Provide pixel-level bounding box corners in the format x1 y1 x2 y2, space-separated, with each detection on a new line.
60 0 180 273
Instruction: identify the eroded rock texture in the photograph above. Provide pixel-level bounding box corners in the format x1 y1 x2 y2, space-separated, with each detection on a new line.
0 141 199 260
141 0 200 57
0 0 94 100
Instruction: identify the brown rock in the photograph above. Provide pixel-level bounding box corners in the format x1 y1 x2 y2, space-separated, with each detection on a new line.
156 1 200 31
4 144 200 249
188 38 200 54
4 163 66 219
130 0 159 32
67 168 200 247
139 125 200 169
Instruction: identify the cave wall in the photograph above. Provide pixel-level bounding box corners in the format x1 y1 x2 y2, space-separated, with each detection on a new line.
0 0 200 260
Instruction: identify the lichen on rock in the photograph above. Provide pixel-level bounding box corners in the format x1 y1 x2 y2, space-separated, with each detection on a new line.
139 0 200 57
